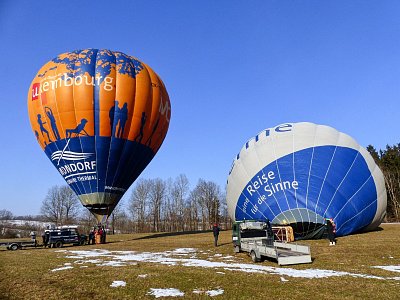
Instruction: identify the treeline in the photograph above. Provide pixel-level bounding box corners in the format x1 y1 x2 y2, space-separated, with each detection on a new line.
38 175 231 234
367 143 400 222
113 175 230 233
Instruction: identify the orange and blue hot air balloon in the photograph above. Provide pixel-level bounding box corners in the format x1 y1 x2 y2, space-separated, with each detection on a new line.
28 49 171 223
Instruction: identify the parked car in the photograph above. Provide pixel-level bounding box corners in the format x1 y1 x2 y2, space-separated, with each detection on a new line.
46 226 87 248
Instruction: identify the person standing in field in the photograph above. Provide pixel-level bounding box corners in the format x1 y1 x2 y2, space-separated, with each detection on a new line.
212 223 220 247
91 227 96 245
88 229 94 245
327 218 336 246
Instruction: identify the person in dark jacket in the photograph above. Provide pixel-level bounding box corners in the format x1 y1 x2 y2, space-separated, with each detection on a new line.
91 227 96 245
100 226 107 244
327 218 336 246
88 230 94 245
212 223 220 247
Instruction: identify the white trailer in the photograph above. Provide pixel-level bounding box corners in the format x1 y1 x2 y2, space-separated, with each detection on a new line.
232 220 312 265
239 237 312 265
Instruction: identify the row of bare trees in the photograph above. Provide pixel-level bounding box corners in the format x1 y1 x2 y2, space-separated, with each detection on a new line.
39 175 231 233
124 175 230 233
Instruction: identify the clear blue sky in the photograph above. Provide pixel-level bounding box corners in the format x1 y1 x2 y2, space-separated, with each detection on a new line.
0 1 399 216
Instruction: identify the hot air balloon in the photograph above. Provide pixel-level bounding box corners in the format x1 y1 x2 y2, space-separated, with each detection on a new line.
28 49 171 223
226 122 386 239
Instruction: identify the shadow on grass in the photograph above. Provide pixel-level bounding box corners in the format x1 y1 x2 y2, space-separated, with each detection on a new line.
129 230 215 241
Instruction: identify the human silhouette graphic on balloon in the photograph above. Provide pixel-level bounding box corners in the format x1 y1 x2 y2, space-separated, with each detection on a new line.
135 112 147 143
37 114 52 143
109 101 119 136
145 117 160 147
109 101 130 138
117 103 128 138
45 107 60 140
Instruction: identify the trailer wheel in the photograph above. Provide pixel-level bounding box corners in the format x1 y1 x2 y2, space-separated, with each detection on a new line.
250 251 260 263
54 241 63 248
9 244 19 251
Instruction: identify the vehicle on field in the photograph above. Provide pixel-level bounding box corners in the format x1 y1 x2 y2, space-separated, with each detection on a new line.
46 226 87 248
232 220 312 265
0 240 39 251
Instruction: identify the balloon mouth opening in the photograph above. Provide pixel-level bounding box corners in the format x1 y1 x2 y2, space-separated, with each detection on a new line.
288 221 327 240
271 208 327 240
85 204 114 224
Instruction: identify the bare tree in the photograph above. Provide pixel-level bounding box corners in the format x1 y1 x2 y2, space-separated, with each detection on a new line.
148 178 166 232
128 179 151 232
41 185 81 225
0 209 13 220
79 209 97 233
170 174 189 231
110 201 130 234
190 179 221 230
59 186 81 224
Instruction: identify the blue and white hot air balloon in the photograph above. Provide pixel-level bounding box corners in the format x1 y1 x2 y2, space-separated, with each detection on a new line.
226 122 387 239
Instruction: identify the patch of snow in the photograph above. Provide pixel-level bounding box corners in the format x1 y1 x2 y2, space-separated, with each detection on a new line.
74 259 103 264
80 266 88 268
213 254 222 257
171 248 196 255
56 248 398 281
372 266 400 273
110 281 126 288
97 261 127 267
206 289 224 296
138 274 148 278
280 277 289 282
216 272 225 275
51 265 73 272
5 220 53 228
148 288 184 298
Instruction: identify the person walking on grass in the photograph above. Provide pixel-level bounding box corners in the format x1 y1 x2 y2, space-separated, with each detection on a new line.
212 223 220 247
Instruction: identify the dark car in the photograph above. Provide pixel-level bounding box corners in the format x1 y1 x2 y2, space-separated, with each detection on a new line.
46 227 87 248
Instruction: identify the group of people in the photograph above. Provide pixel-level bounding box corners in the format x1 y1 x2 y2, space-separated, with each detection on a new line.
89 225 107 244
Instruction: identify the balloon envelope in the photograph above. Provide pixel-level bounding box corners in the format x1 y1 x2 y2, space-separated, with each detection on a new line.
28 49 171 222
226 122 386 239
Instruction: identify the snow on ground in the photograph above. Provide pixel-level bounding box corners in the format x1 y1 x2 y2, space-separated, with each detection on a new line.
53 248 400 281
5 220 53 228
51 265 74 272
193 288 224 296
110 281 126 288
206 289 224 296
148 288 184 298
372 266 400 273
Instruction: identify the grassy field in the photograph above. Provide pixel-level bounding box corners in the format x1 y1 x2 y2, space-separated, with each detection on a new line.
1 224 399 299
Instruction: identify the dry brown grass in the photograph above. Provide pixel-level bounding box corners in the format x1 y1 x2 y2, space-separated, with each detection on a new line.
1 224 400 299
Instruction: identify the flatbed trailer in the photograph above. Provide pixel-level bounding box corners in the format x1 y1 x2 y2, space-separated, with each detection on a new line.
0 240 40 251
232 220 312 265
239 237 312 265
